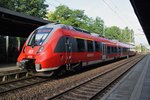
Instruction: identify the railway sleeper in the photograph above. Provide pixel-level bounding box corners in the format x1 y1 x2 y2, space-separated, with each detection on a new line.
69 91 92 99
73 89 98 95
79 87 101 92
0 71 29 83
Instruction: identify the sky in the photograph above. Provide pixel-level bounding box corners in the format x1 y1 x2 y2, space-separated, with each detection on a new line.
45 0 149 48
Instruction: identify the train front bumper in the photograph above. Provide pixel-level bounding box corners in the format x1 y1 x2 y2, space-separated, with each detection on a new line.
17 59 36 72
17 60 59 72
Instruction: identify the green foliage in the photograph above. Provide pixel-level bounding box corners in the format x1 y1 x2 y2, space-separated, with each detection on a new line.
87 17 104 35
0 1 133 43
135 44 150 53
47 5 104 34
105 26 134 43
122 27 134 43
105 26 121 40
0 0 48 18
48 5 134 43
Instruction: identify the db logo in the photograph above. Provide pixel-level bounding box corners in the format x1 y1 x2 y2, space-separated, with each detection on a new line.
28 50 33 54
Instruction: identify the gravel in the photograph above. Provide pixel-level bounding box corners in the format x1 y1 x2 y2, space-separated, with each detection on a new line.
0 57 137 100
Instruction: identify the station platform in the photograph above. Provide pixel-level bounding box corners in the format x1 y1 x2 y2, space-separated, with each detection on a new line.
0 63 19 73
102 54 150 100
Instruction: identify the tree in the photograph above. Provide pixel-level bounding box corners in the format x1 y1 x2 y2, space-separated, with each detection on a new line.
105 26 122 40
48 5 134 43
47 5 104 34
89 17 104 35
48 5 84 27
0 0 48 18
135 44 150 53
122 27 134 43
105 26 134 43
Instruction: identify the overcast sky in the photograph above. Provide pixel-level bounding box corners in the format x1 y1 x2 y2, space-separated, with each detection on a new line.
45 0 149 48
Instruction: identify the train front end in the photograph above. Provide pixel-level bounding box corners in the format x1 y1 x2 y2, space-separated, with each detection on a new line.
17 24 59 76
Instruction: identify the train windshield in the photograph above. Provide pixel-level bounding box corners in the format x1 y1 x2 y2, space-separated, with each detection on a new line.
27 28 53 46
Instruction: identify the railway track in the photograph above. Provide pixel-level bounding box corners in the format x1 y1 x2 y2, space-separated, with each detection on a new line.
44 55 145 100
0 76 50 94
0 70 31 83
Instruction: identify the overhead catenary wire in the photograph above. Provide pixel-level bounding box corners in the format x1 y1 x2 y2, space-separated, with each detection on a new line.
46 0 132 29
108 0 132 27
54 0 63 5
102 0 128 26
109 0 121 13
45 0 57 7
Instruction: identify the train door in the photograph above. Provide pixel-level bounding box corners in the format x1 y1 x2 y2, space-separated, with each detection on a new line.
65 37 72 66
102 43 107 60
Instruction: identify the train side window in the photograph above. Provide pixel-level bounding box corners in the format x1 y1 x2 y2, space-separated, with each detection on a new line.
95 41 101 51
110 46 113 54
70 38 78 52
115 47 117 53
117 47 119 53
113 47 115 53
121 47 122 53
55 36 77 52
123 48 125 52
112 47 114 53
54 36 66 52
99 42 102 51
87 40 94 52
119 47 121 53
107 46 110 54
76 38 85 52
116 47 117 53
124 48 127 52
114 47 116 53
109 46 112 54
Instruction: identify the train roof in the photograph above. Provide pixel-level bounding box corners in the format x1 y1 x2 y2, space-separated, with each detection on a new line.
38 23 91 34
111 40 135 48
37 23 134 48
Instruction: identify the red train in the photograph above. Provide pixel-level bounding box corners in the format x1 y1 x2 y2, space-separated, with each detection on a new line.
17 23 135 76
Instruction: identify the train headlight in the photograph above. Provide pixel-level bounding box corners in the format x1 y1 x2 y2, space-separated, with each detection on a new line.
35 64 41 70
37 46 44 53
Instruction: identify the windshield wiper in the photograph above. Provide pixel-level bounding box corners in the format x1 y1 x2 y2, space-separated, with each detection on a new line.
31 34 45 47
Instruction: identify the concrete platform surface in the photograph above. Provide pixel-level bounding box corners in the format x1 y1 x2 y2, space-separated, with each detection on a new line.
0 63 19 73
101 54 150 100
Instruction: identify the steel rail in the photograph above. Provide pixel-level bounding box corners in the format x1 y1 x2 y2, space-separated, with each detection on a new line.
44 55 145 100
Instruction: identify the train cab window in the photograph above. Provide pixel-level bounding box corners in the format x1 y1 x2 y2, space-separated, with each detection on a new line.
27 28 53 46
87 40 94 52
76 38 85 52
